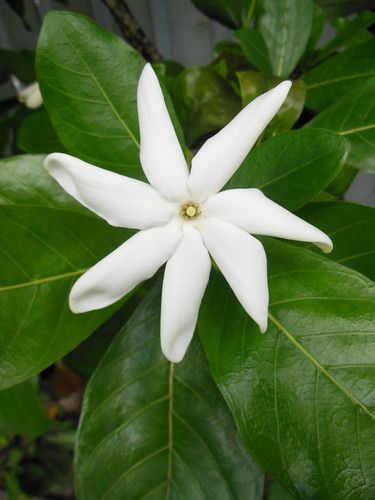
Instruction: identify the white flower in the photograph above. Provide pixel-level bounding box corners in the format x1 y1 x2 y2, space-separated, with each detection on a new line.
44 63 332 363
18 82 43 109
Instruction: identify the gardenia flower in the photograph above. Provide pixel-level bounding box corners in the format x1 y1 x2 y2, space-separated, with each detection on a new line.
44 63 332 363
18 82 43 109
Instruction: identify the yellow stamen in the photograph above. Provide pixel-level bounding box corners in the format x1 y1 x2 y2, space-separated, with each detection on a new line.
186 206 196 217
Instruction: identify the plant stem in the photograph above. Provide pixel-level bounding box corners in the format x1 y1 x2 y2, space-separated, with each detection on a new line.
243 0 258 27
100 0 162 62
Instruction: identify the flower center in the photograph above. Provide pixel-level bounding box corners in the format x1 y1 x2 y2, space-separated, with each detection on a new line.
180 202 200 220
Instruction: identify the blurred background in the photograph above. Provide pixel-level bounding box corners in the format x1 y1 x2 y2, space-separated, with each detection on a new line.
0 0 374 205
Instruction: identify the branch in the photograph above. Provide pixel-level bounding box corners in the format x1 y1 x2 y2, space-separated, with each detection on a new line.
100 0 162 62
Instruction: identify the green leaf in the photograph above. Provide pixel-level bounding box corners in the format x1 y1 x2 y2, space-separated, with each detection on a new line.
257 0 314 77
18 110 66 154
325 163 357 197
75 284 264 499
305 39 375 111
235 28 272 75
236 73 306 136
191 0 244 28
315 0 375 19
236 70 268 106
297 201 375 280
0 155 132 389
268 481 294 500
173 67 241 147
36 12 144 177
0 380 51 438
311 11 375 65
227 128 350 210
265 79 306 137
307 78 375 172
304 5 325 56
199 240 375 499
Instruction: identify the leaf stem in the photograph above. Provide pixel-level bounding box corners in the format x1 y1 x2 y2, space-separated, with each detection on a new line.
243 0 258 27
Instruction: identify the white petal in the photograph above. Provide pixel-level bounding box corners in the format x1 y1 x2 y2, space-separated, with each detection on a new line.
45 153 177 230
188 81 292 201
204 189 333 253
69 220 182 313
18 82 43 109
199 217 268 332
161 225 211 363
137 63 189 201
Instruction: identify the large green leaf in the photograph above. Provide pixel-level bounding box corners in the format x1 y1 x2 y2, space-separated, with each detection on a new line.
191 0 244 28
235 28 272 76
36 12 144 177
0 380 51 438
0 156 131 389
75 285 263 499
310 11 375 66
257 0 314 77
236 73 306 137
199 240 375 499
305 39 375 111
298 201 375 280
227 128 349 210
307 78 375 172
18 110 66 154
315 0 375 18
173 67 241 147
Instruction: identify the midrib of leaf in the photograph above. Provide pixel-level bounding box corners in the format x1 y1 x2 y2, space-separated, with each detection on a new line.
268 312 375 422
165 362 174 499
0 268 87 292
339 124 375 135
275 0 290 76
307 72 375 89
58 18 140 149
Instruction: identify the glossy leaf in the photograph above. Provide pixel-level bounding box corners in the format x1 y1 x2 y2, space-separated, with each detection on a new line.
307 78 375 172
199 240 375 499
236 73 306 137
191 0 244 28
298 201 375 280
36 12 144 177
257 0 314 77
173 67 241 146
305 39 375 111
265 79 306 137
304 5 325 56
235 28 272 76
268 481 294 500
75 285 263 499
0 155 131 389
315 0 375 19
311 11 375 66
18 110 66 154
0 380 51 438
227 128 350 210
236 70 268 106
325 163 357 197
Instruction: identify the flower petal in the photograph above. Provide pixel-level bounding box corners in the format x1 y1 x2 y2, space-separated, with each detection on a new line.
45 153 177 230
69 220 182 313
204 189 333 253
199 217 268 332
137 63 189 201
161 225 211 363
18 82 43 109
188 81 292 201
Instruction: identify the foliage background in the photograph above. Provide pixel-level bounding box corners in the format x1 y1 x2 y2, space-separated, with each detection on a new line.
0 0 374 499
